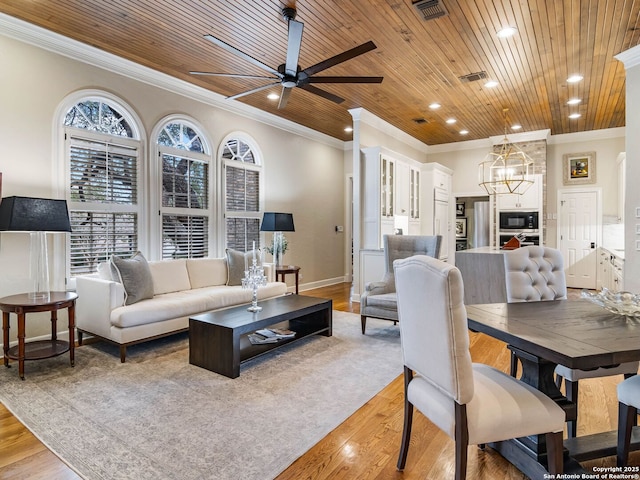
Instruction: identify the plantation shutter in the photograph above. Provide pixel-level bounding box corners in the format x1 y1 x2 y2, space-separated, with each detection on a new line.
67 133 140 275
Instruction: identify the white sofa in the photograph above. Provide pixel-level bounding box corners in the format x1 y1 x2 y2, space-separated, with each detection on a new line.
76 257 287 362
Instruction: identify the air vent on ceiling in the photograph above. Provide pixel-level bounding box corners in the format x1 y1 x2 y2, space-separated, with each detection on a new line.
413 118 428 124
458 71 488 83
412 0 449 21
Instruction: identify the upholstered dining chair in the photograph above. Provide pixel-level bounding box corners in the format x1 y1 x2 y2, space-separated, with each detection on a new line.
616 374 640 466
504 245 638 438
359 234 441 334
394 255 565 480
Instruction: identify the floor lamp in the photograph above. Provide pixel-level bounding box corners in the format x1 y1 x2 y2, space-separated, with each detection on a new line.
260 212 295 267
0 196 72 300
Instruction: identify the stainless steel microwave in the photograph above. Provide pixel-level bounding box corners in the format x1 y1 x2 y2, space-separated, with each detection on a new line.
499 211 539 231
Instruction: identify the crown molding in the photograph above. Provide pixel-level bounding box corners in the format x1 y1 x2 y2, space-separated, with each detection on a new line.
616 44 640 69
0 13 345 150
547 126 625 144
348 108 429 154
489 129 550 145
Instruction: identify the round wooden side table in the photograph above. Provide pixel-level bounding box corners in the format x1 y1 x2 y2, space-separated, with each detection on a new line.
276 265 301 294
0 291 78 380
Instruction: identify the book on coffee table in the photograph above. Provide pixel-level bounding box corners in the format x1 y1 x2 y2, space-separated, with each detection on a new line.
248 333 280 345
255 328 296 339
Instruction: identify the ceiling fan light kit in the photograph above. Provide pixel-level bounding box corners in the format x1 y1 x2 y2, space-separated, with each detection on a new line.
190 6 383 109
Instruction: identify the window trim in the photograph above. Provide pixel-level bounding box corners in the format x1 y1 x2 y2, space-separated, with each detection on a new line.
53 90 146 288
218 132 265 252
150 115 214 259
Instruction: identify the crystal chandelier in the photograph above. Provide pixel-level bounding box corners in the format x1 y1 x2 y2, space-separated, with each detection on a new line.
478 108 534 195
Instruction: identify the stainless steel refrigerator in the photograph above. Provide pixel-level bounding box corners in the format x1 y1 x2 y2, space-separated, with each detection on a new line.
473 201 490 248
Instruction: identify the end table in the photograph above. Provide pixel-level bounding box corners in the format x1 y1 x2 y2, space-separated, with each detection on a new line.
276 265 301 294
1 291 78 380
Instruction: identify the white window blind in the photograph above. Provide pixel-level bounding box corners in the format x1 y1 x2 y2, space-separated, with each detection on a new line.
157 120 211 259
222 137 262 252
67 132 140 275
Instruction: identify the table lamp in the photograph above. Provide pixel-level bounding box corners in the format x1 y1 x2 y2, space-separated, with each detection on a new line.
260 212 294 267
0 196 72 299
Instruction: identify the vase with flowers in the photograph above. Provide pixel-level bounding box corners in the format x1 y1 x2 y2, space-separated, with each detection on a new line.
266 233 288 267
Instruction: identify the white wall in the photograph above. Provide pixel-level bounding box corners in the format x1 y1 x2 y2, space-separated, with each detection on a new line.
0 32 347 339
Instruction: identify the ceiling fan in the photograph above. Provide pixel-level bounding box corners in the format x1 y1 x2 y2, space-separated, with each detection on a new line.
190 6 383 109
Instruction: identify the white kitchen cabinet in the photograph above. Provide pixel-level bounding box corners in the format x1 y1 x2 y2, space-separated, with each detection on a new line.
496 174 542 210
421 163 454 262
360 146 422 249
598 247 625 291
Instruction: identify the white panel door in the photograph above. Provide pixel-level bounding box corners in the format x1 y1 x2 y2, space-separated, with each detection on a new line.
558 190 600 289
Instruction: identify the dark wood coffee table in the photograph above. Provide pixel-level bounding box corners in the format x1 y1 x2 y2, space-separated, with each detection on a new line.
189 295 332 378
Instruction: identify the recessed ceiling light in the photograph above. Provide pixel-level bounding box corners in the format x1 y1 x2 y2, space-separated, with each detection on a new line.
567 98 581 105
569 113 582 119
460 130 469 135
429 103 441 109
484 80 499 88
567 75 583 83
446 118 457 124
497 27 517 38
344 126 353 133
267 92 280 100
511 124 522 130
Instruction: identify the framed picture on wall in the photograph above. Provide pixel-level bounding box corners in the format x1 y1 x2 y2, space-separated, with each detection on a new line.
456 202 465 216
455 218 467 238
563 152 596 185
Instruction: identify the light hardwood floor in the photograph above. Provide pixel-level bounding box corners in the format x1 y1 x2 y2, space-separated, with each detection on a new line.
0 283 637 479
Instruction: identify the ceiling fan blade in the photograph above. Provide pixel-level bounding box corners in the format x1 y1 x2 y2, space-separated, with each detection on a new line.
278 86 293 109
226 81 281 101
190 71 277 80
284 20 304 76
302 41 378 77
203 34 283 78
299 84 345 104
306 76 384 84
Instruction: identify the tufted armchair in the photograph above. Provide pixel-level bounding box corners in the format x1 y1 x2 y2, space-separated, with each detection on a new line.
360 234 441 334
504 245 638 437
394 255 565 479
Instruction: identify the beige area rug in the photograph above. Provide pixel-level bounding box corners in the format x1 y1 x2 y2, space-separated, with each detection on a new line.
0 311 402 480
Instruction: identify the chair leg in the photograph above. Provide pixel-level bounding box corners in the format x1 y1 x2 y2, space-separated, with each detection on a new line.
555 373 563 390
565 379 578 438
545 431 563 475
617 402 637 467
397 366 414 471
77 330 83 346
360 315 367 335
454 403 469 480
120 345 127 363
623 374 638 428
509 351 518 378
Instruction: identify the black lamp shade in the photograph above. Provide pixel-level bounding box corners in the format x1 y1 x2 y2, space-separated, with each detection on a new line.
0 196 72 232
260 212 295 232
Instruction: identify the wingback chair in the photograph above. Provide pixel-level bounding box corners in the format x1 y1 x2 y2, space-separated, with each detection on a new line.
394 255 565 480
359 234 441 334
504 245 638 438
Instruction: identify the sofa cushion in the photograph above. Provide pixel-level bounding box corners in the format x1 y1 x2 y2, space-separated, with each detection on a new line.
110 252 154 305
148 259 191 294
186 258 228 289
226 249 252 286
110 282 288 328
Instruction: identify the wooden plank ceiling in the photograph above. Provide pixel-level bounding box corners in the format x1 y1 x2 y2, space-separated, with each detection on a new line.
1 0 639 145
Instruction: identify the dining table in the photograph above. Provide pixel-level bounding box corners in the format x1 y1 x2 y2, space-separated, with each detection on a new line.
466 299 640 477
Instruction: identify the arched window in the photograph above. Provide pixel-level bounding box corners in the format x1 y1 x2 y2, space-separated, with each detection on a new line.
156 119 212 258
63 97 143 276
220 134 263 252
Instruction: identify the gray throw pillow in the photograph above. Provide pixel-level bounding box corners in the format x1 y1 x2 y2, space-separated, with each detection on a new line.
110 251 154 305
226 248 253 286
